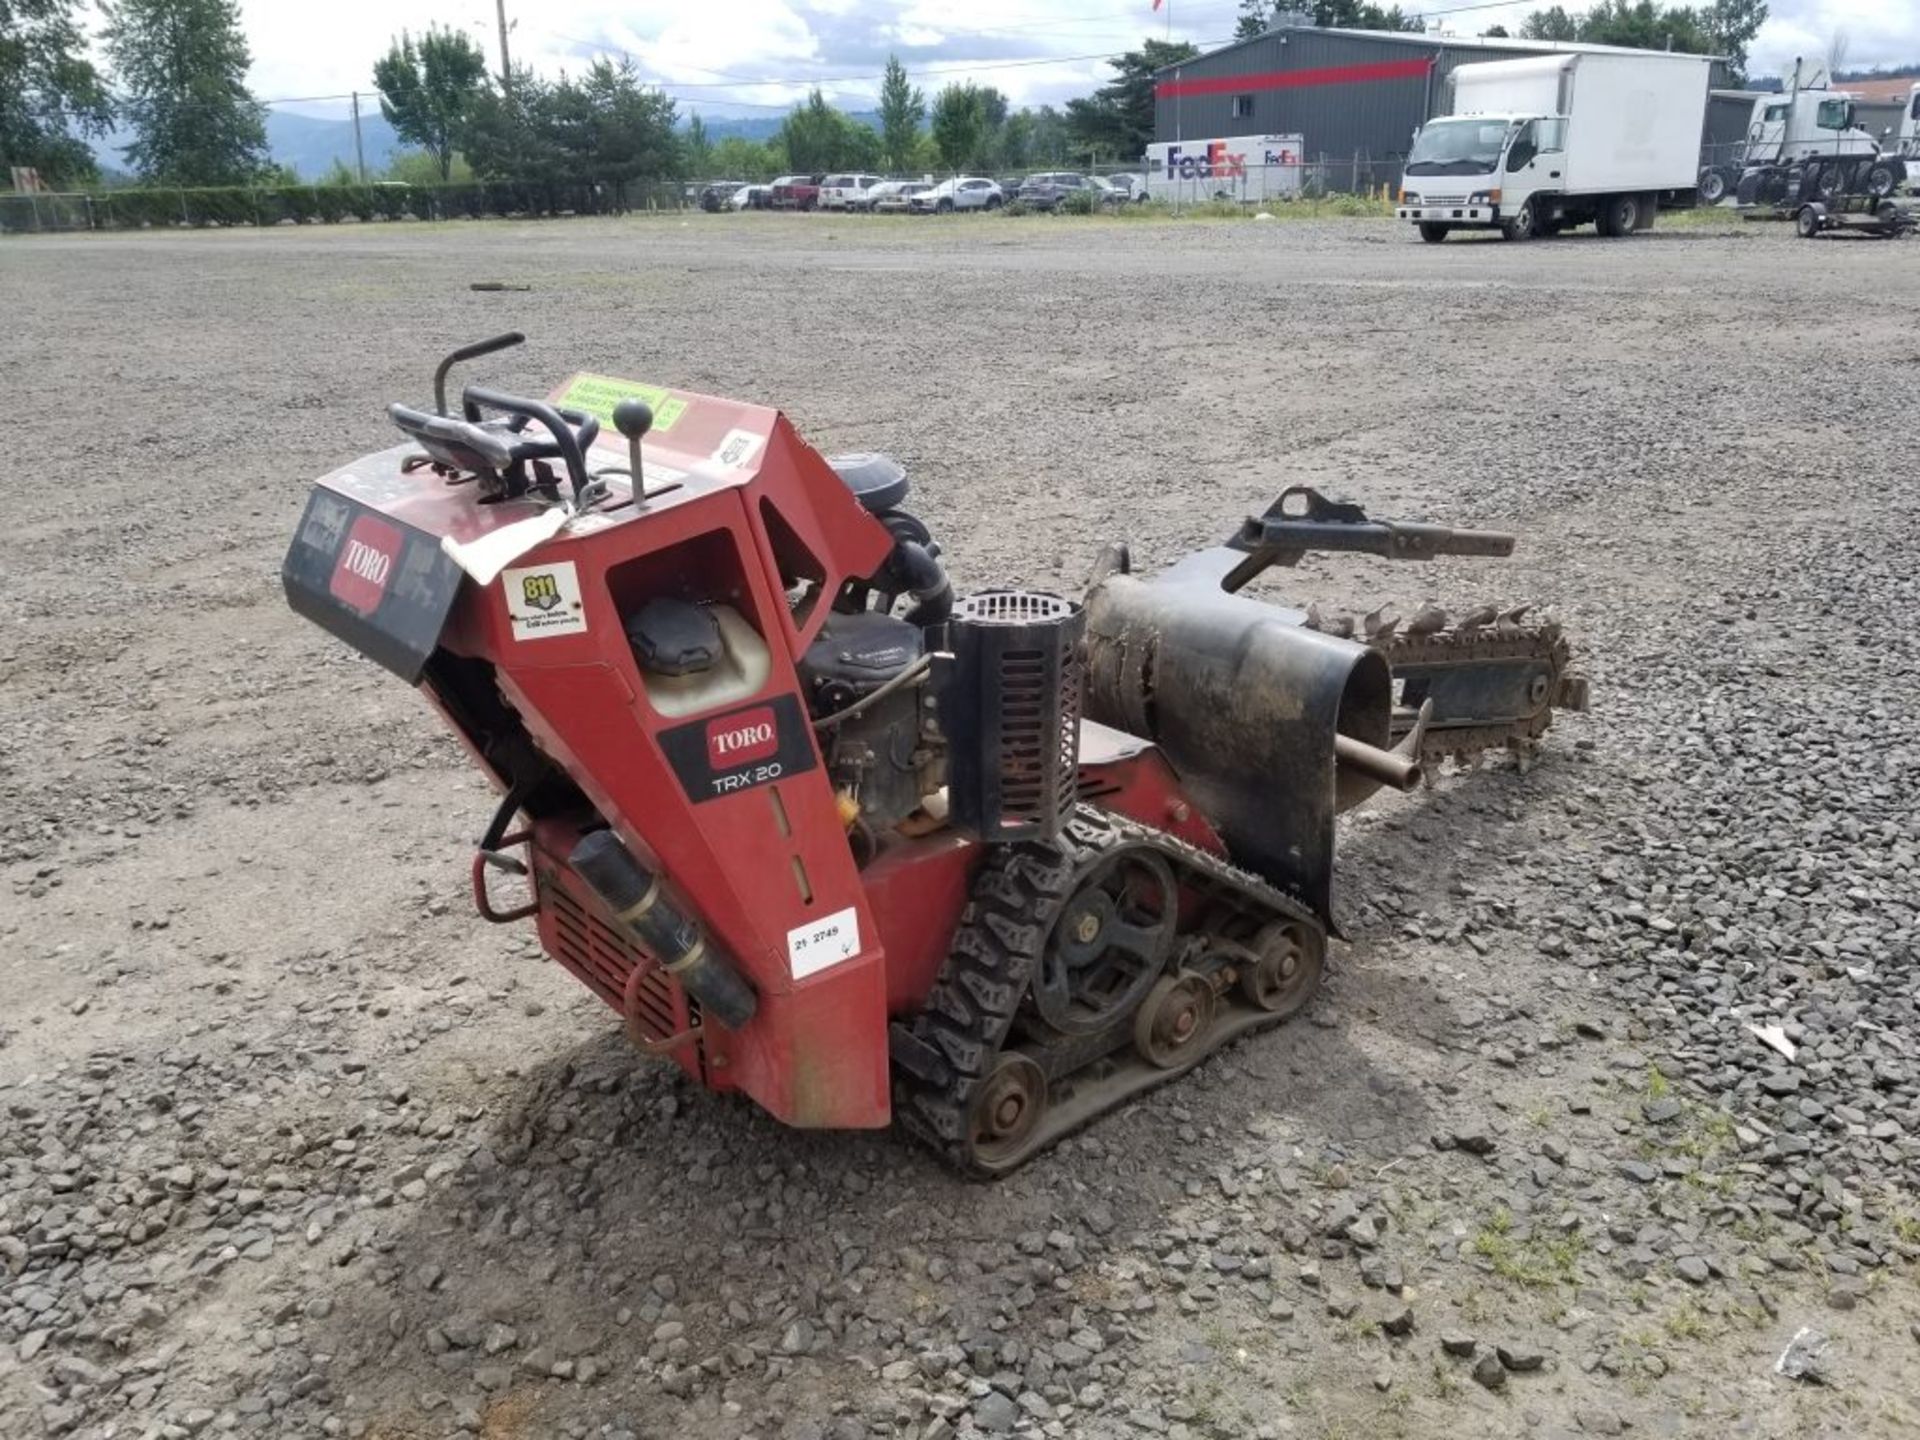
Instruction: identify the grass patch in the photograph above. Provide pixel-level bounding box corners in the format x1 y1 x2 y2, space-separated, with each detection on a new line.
1471 1209 1587 1289
1662 1302 1711 1342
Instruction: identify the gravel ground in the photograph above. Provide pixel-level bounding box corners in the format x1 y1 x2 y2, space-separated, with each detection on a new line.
2 212 1918 1440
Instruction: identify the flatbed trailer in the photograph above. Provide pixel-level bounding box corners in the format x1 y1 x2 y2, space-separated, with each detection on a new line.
1788 196 1915 238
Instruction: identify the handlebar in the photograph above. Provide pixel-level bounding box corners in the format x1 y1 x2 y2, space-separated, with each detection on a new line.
460 385 602 499
433 332 524 416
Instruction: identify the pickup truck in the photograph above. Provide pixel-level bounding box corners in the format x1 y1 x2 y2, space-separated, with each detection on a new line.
770 174 825 210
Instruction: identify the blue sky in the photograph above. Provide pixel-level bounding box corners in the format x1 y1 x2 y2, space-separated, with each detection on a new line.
82 0 1920 121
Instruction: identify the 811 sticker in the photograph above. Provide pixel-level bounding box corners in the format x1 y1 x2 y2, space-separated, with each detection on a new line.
787 906 860 980
502 561 587 640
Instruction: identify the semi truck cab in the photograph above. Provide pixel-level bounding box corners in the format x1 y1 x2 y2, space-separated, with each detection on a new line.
1743 91 1881 166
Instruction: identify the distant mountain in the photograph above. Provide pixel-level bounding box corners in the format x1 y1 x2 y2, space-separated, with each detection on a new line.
681 111 883 142
89 108 404 181
264 110 403 179
85 101 882 182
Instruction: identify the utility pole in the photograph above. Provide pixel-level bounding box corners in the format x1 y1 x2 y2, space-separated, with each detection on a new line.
350 91 367 182
496 0 513 93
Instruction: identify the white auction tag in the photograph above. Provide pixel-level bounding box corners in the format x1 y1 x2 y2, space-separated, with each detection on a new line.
440 507 570 586
787 906 861 980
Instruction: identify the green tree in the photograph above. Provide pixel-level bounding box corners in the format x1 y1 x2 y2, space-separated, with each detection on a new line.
1 0 115 186
384 146 473 184
103 0 269 185
460 67 550 181
545 59 682 184
1235 0 1272 41
464 60 681 187
1065 38 1197 163
878 55 924 172
685 112 711 174
929 83 988 170
1519 0 1729 63
373 25 489 183
1701 0 1767 83
710 134 776 179
320 157 356 185
1518 5 1579 38
1311 0 1424 29
1483 23 1510 36
778 89 880 171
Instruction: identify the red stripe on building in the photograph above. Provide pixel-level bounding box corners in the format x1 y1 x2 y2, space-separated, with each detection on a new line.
1156 56 1433 99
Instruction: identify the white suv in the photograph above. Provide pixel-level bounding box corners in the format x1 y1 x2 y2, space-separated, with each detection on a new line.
907 177 1004 213
820 173 884 210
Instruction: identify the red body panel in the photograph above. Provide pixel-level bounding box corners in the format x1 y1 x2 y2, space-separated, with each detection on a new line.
304 372 1219 1132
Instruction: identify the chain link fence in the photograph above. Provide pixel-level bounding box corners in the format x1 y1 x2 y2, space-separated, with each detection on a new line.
12 147 1763 234
1 179 690 235
680 159 1408 216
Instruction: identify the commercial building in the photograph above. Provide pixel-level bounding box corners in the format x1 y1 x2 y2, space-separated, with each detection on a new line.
1152 25 1734 175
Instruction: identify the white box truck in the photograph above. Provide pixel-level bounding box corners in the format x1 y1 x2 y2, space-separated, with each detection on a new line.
1395 51 1713 242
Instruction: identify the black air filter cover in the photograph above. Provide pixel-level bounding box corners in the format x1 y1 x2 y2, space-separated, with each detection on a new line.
940 590 1084 844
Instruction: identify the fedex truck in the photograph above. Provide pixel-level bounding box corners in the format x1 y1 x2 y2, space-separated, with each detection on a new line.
1396 51 1712 241
1145 134 1305 203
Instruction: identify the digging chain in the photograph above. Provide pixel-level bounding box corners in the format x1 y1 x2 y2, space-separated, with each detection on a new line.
1374 617 1586 764
893 805 1322 1176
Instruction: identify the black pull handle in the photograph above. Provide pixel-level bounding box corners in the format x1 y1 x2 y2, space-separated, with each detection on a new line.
433 332 525 416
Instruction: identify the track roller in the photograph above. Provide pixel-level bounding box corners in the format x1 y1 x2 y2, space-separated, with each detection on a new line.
1234 919 1324 1016
1133 971 1218 1069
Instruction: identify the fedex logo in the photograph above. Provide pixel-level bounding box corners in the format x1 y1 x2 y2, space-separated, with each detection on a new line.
1167 140 1247 181
707 706 779 769
1263 148 1298 166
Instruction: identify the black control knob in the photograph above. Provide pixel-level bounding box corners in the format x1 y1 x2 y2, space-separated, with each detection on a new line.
612 399 654 440
612 399 653 494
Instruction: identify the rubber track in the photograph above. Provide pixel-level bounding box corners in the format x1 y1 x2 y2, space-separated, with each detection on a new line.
894 806 1321 1176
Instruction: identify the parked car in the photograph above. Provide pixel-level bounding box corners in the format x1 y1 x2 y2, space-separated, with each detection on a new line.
699 180 746 212
868 180 930 213
820 173 885 210
1104 173 1148 202
1087 176 1132 207
770 174 825 210
998 176 1028 200
1017 172 1101 211
730 184 772 211
908 177 1005 213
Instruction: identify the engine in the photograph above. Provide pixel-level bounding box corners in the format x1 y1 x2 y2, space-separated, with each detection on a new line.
794 454 953 857
799 609 942 854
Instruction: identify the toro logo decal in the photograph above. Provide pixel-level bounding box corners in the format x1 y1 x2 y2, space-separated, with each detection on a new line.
659 694 817 803
1166 140 1247 181
707 706 779 768
328 514 404 616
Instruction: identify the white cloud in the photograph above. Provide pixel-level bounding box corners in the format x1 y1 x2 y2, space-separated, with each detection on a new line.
85 0 1920 123
1751 0 1920 77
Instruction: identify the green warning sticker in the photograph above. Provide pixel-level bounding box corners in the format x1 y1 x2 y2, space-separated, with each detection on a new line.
559 373 690 433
